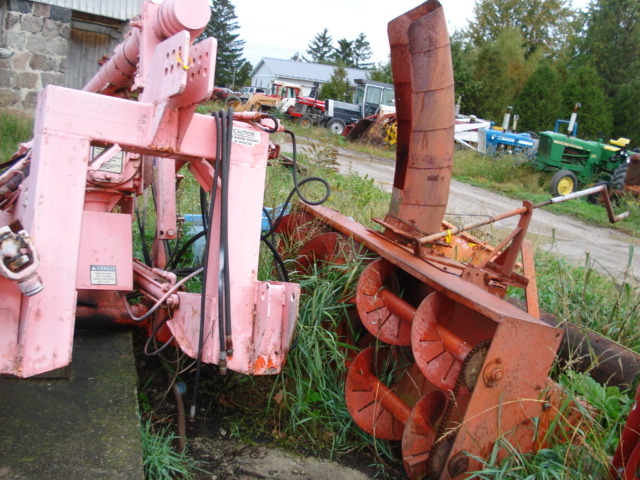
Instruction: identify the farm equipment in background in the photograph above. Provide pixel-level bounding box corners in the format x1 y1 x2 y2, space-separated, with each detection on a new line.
285 81 326 128
1 1 637 479
452 114 492 150
475 107 539 155
286 79 396 135
226 80 303 113
323 79 396 135
588 151 640 204
534 105 633 196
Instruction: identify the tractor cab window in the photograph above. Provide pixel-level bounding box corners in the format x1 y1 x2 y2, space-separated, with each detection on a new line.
353 85 366 106
381 88 395 106
363 86 383 117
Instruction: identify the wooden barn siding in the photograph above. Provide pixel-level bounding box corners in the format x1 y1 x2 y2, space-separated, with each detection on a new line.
66 26 119 89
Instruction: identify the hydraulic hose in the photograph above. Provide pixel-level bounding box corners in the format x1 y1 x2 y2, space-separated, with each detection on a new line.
189 109 224 418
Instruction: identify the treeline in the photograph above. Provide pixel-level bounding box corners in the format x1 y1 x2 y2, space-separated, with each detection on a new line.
451 0 640 142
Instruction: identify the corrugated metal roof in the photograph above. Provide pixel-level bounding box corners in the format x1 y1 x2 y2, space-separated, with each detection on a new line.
252 58 370 85
36 0 146 21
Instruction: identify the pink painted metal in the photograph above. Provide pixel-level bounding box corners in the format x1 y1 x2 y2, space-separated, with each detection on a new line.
0 0 299 377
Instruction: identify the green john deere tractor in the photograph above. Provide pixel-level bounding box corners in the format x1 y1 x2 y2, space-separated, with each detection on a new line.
536 132 631 196
534 105 633 196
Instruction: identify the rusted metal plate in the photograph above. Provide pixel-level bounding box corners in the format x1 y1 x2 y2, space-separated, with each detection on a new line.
402 391 446 480
386 0 455 236
301 203 559 332
412 292 496 391
355 258 414 345
345 347 408 440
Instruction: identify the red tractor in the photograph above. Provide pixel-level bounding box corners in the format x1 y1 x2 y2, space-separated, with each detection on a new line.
286 82 326 128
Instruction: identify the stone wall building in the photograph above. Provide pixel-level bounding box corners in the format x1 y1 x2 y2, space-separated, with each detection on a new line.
0 0 142 115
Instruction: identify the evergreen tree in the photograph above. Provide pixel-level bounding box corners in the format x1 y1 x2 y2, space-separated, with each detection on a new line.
579 0 640 97
352 33 373 69
200 0 246 87
513 62 563 132
306 29 334 64
235 60 253 88
561 64 613 139
319 65 350 101
613 79 640 144
467 28 537 121
450 32 479 114
331 39 355 67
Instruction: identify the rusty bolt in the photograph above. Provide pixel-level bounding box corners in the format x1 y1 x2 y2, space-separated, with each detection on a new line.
483 359 504 387
488 366 503 382
447 451 469 477
167 229 176 237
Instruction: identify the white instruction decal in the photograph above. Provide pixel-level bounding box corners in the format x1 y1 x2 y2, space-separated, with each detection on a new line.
92 147 124 174
98 155 124 174
232 127 261 147
90 265 117 285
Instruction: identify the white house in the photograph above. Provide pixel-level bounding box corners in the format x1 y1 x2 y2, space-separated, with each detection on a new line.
250 57 371 96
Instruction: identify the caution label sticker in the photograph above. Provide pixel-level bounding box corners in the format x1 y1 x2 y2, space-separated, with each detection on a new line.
92 147 124 174
232 127 261 147
90 265 117 285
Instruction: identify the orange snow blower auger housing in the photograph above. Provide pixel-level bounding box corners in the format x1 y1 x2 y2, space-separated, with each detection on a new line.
273 1 630 479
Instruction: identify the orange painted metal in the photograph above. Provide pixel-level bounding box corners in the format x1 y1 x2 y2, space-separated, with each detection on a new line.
611 384 640 479
277 2 599 478
385 1 455 237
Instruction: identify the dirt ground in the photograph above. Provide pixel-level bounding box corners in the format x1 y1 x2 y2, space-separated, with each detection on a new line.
311 143 640 282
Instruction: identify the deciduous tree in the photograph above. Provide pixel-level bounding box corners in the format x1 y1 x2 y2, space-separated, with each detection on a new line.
368 58 393 84
467 0 576 56
579 0 640 97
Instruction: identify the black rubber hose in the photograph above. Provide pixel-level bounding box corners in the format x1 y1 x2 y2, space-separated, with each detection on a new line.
189 109 224 417
285 129 330 206
252 114 279 134
222 107 234 357
167 228 206 270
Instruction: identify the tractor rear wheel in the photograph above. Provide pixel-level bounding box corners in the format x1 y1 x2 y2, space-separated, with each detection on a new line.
587 181 612 204
327 118 346 135
550 169 578 196
299 116 312 129
612 162 629 191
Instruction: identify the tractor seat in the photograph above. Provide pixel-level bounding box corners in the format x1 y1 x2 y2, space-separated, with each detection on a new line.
609 137 630 148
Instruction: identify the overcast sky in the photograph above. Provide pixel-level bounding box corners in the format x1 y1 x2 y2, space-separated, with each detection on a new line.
234 0 590 68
